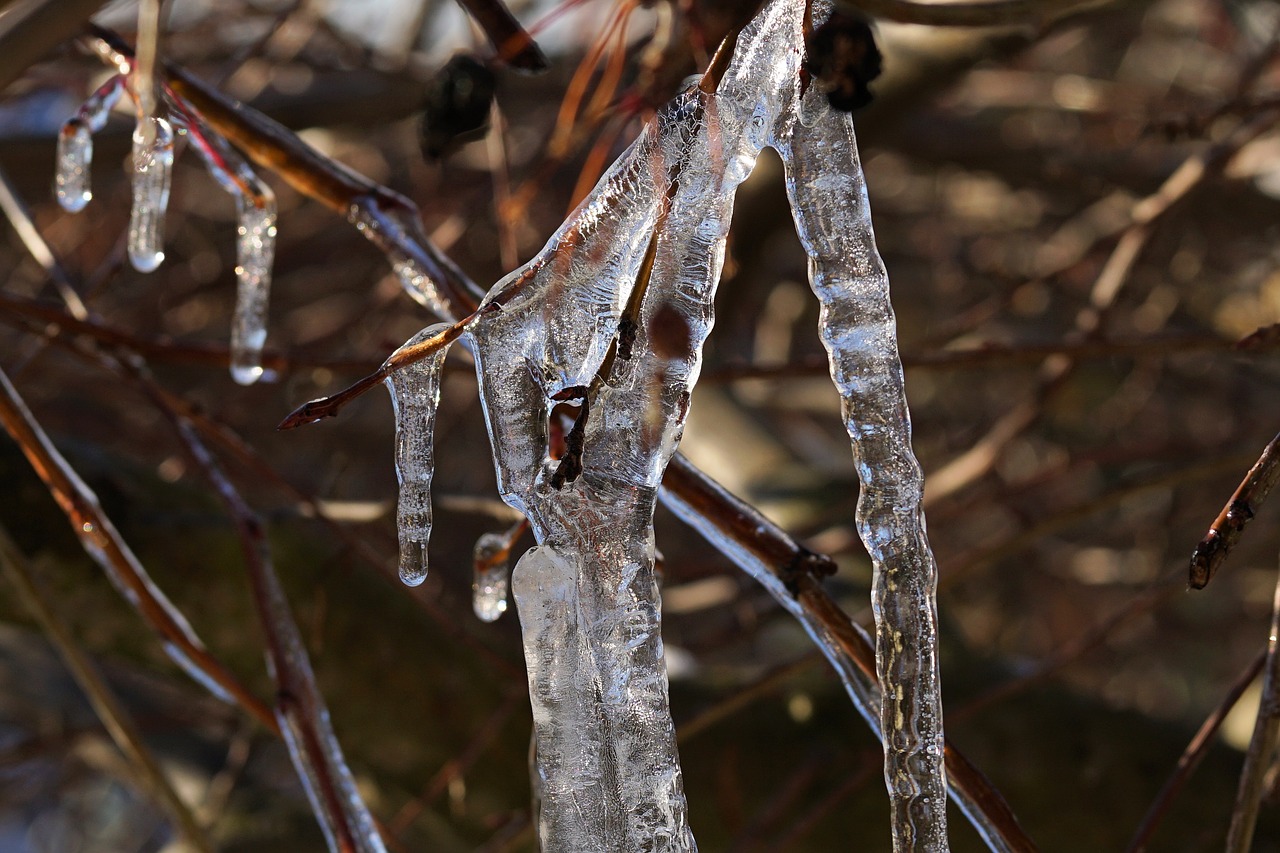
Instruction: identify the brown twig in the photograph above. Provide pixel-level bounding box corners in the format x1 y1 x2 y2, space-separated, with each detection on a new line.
278 312 474 429
1226 553 1280 852
1126 645 1267 853
1190 431 1280 590
452 0 549 72
162 406 383 853
0 365 279 733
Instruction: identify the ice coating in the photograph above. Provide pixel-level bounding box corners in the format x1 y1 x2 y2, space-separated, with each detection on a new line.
456 1 830 846
231 188 277 384
472 532 511 622
384 324 454 586
776 72 950 850
373 0 952 845
127 115 174 273
54 75 125 212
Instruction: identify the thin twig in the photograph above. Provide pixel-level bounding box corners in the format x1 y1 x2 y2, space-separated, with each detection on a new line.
452 0 548 71
1190 432 1280 590
1126 646 1267 853
0 365 278 732
162 407 384 853
1226 552 1280 852
277 312 474 429
0 524 212 853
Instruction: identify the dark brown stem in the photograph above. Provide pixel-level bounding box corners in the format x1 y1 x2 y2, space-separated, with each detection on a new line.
452 0 549 72
1125 646 1267 852
1190 431 1280 589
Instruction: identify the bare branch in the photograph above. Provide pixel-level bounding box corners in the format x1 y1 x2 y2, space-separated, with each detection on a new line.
0 365 279 733
1191 432 1280 590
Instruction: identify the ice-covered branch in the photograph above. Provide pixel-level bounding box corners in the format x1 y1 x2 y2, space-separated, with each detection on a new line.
86 19 1031 849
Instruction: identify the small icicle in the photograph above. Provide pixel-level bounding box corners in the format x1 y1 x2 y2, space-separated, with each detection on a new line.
128 115 174 273
53 75 125 213
471 532 510 622
55 121 93 213
384 323 454 586
231 185 277 385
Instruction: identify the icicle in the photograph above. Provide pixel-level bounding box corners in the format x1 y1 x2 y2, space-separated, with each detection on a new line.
54 75 125 212
775 51 950 852
55 122 94 213
172 109 280 384
231 187 277 385
385 324 454 586
127 115 174 273
472 532 510 622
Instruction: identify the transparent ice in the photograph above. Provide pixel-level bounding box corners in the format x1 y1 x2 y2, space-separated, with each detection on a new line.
472 532 511 622
776 75 949 850
127 115 174 273
384 324 454 587
378 0 950 847
176 110 281 384
55 75 125 212
231 190 277 385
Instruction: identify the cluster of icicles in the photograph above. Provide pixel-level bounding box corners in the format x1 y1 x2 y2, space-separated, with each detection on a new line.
55 72 277 385
376 0 951 848
59 0 951 847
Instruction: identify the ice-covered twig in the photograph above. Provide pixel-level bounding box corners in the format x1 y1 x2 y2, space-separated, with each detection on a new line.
85 23 1030 848
170 101 280 384
660 456 1035 853
0 365 278 732
279 314 474 429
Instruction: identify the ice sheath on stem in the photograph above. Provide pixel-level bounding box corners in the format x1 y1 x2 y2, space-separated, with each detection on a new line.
378 0 949 846
55 75 125 213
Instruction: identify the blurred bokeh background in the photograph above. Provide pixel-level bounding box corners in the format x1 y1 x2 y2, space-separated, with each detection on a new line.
3 0 1280 849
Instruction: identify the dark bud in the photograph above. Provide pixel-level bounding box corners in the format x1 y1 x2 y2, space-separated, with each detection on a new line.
419 55 497 160
803 11 882 113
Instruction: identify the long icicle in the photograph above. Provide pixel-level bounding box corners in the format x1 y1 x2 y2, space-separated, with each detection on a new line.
776 64 949 851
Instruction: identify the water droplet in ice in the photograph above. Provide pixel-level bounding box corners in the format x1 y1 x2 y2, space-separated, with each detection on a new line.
56 120 93 212
127 115 174 273
384 324 454 586
472 532 510 622
230 188 277 385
